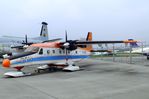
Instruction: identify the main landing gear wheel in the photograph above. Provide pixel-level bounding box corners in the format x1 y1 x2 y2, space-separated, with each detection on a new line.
63 64 80 71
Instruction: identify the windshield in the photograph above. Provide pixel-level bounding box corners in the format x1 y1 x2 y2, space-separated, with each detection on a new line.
25 46 39 53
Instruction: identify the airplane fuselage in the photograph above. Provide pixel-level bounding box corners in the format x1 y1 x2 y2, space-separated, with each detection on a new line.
10 47 90 68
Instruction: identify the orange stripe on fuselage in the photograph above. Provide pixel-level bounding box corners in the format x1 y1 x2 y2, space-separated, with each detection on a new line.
31 42 61 48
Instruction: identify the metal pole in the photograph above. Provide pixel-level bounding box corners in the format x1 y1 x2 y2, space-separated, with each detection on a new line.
141 42 144 54
129 44 132 64
112 43 115 62
101 46 103 60
141 42 144 65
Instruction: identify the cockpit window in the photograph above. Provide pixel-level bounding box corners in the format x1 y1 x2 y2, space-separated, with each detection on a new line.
25 47 39 53
39 48 43 55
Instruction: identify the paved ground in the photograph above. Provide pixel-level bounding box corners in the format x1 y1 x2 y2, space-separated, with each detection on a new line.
1 59 149 99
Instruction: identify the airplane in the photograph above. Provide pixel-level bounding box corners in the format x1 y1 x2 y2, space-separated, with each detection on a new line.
1 32 138 77
131 47 149 60
92 50 113 56
0 22 49 58
124 42 149 60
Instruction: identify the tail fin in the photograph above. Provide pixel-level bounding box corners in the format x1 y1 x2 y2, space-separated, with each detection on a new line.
33 22 49 41
86 32 92 41
128 39 139 48
85 32 93 51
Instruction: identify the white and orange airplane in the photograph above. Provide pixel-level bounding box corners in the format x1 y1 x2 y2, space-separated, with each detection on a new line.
2 32 138 77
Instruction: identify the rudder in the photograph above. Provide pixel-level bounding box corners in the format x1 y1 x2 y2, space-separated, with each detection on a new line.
85 32 93 51
40 22 49 41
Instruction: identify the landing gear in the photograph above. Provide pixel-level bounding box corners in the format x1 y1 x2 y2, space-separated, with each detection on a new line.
14 66 24 71
4 71 31 78
3 63 80 78
36 65 59 73
63 63 80 71
36 65 49 73
4 66 31 78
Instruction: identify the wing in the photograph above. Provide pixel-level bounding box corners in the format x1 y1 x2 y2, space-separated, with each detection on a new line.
60 39 138 51
75 40 137 45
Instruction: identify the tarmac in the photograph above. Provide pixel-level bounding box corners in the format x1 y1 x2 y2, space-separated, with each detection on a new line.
1 58 149 99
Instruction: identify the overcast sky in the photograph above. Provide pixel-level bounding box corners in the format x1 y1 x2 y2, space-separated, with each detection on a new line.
0 0 149 43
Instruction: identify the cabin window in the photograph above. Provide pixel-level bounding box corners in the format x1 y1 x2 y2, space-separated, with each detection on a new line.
63 50 65 54
52 50 55 54
76 51 77 54
59 50 62 54
47 50 50 54
39 48 43 55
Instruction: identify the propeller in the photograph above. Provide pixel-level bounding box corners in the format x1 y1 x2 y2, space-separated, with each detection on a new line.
62 30 81 64
22 35 33 46
11 35 30 49
22 35 28 45
63 30 78 64
60 31 78 51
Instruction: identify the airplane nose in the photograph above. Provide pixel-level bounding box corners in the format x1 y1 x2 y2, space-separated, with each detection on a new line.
2 59 10 68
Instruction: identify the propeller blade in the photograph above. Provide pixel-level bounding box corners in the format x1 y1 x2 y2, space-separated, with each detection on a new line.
65 30 68 42
65 30 69 63
22 35 33 46
25 35 28 44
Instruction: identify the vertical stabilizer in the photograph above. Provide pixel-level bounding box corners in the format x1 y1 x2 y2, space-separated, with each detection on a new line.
34 22 49 41
83 32 93 51
40 22 49 40
86 32 92 41
128 39 139 48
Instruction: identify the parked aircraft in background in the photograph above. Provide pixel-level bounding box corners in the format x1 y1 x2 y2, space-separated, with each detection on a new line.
0 22 49 58
91 50 113 56
124 42 149 60
2 32 137 77
131 47 149 60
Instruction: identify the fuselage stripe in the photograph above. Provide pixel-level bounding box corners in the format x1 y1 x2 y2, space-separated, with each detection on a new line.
12 55 90 65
